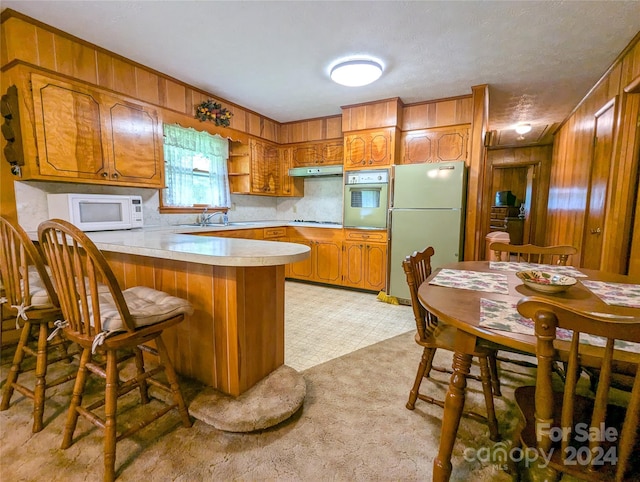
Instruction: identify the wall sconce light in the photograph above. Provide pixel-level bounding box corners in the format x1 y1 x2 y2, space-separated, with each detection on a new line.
330 59 383 87
514 123 532 135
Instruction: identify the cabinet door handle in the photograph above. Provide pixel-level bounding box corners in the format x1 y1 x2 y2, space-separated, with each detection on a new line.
101 172 108 178
590 227 602 235
111 173 119 179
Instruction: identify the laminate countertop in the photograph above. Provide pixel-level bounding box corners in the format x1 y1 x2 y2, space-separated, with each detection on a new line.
29 223 311 267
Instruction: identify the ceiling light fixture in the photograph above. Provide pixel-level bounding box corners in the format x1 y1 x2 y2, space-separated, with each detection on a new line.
330 59 383 87
514 123 532 135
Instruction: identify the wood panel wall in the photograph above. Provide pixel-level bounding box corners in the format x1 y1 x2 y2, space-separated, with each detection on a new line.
548 32 640 275
280 115 342 143
0 11 281 142
465 84 490 261
402 95 473 131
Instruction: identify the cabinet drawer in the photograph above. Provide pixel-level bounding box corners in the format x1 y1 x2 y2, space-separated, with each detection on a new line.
344 229 387 243
263 227 286 239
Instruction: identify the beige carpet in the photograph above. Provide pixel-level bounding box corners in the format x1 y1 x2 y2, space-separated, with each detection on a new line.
1 330 587 481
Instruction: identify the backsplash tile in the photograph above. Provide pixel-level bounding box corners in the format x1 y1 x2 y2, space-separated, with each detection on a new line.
13 175 343 232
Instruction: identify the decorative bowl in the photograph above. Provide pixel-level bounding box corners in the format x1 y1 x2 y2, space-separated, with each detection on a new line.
516 270 577 294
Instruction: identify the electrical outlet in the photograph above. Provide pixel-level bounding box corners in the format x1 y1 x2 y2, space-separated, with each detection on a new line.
292 205 297 213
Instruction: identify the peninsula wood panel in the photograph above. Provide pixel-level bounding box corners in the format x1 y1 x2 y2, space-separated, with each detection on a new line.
103 252 285 396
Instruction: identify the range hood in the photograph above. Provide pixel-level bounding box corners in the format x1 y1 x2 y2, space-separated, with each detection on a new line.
288 165 343 177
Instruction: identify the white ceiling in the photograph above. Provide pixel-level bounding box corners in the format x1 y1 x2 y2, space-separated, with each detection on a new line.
4 1 640 140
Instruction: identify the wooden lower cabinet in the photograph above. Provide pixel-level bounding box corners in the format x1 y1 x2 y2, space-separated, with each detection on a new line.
193 228 264 239
342 229 388 291
288 227 387 291
192 226 388 292
287 236 314 280
315 238 342 284
288 227 342 284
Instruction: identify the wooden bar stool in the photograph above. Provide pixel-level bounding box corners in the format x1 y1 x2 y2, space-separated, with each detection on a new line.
38 219 194 482
0 215 77 432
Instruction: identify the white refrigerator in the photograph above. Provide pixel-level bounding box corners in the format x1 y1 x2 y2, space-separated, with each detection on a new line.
388 161 466 301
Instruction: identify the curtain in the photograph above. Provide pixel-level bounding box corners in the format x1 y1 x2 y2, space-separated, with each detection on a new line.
162 124 230 207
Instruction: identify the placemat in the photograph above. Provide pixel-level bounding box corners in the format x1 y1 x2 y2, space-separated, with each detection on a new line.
581 280 640 309
479 298 640 352
489 261 586 278
429 269 509 294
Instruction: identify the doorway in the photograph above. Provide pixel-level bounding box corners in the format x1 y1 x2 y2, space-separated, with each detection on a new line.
581 98 617 270
490 162 539 245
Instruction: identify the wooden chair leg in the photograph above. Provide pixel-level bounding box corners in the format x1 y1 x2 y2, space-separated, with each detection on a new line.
104 350 118 482
478 355 500 442
62 347 91 449
155 337 192 428
406 347 432 410
133 347 150 405
424 347 437 378
32 321 49 433
0 321 31 411
488 353 502 396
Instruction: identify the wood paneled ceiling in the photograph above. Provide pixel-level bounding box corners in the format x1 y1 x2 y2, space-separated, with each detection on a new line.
2 1 639 146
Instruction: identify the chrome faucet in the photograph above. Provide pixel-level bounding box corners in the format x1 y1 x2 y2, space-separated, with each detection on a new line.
199 208 229 226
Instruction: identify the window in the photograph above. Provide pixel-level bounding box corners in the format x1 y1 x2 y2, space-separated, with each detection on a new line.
162 124 230 209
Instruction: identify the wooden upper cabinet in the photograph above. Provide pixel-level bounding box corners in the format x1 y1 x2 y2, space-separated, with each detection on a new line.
279 147 304 197
320 139 344 165
290 139 344 167
250 138 280 195
30 73 163 187
291 144 317 167
399 125 469 165
344 127 397 169
32 74 107 180
107 101 162 185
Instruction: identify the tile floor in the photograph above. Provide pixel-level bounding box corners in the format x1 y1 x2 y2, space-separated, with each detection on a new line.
284 280 415 371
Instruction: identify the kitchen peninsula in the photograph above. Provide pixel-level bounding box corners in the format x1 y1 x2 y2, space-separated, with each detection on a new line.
39 226 310 397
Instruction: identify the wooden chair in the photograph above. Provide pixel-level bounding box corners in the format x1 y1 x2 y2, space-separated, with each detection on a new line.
490 242 578 374
38 219 193 482
0 215 77 432
489 242 577 266
403 246 500 441
513 297 640 481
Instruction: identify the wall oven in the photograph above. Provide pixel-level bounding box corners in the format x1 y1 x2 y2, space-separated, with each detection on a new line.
343 169 389 229
47 193 144 231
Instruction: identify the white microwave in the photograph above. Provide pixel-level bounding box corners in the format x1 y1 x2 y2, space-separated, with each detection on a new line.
47 193 144 231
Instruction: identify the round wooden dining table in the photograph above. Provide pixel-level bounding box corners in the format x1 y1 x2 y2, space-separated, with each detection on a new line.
417 260 640 482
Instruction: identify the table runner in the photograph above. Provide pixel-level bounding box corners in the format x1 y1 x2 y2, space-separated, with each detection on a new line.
581 280 640 309
489 261 586 278
429 269 509 294
479 298 640 353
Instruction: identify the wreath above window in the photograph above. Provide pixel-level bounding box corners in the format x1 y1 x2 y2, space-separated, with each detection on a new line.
195 99 233 127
